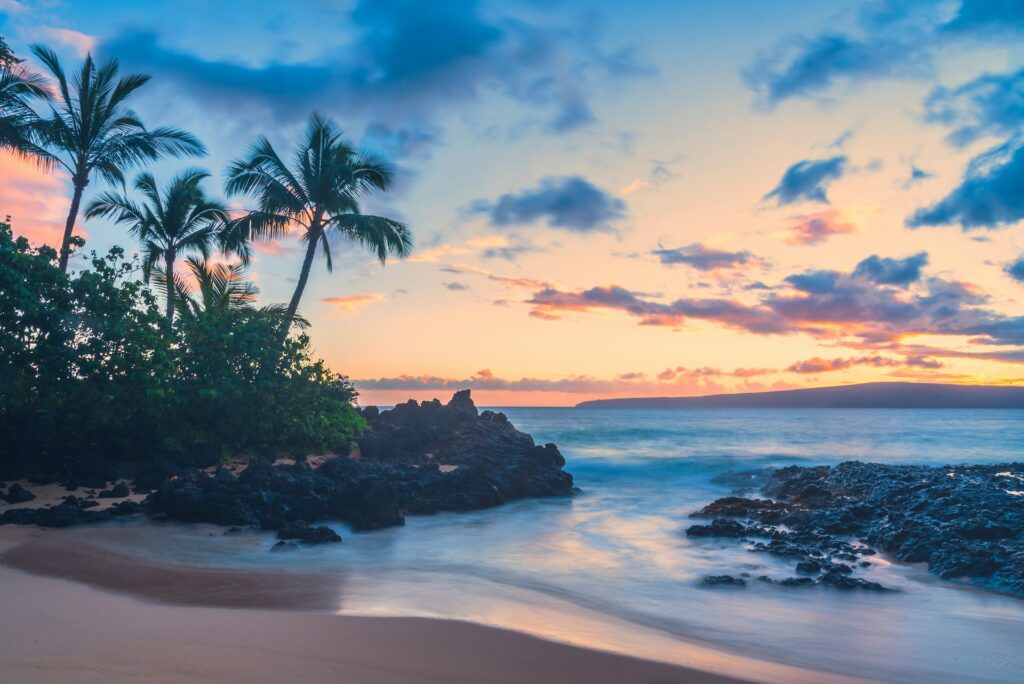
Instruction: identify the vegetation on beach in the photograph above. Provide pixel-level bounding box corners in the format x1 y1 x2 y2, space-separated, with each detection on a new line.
0 220 365 479
0 39 410 480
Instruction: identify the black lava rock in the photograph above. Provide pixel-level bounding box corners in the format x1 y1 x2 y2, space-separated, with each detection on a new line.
142 391 574 535
795 560 821 574
686 518 748 538
98 482 131 499
4 483 35 504
688 461 1024 597
703 574 746 587
276 523 342 545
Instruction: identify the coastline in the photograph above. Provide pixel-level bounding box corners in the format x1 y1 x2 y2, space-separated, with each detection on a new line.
0 526 859 684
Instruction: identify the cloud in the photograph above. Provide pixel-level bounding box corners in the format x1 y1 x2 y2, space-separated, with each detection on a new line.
527 285 790 333
1006 256 1024 283
787 355 902 373
466 234 542 261
939 0 1024 35
764 156 847 205
652 243 754 271
923 66 1024 146
521 252 1024 361
783 270 840 294
905 354 944 369
766 265 1001 346
852 252 928 285
621 179 648 195
743 33 926 107
480 243 541 260
439 263 553 290
321 293 386 314
620 159 682 196
786 354 945 373
39 27 96 56
354 365 778 397
784 209 856 245
444 281 470 291
99 2 653 147
741 0 1024 107
907 139 1024 229
253 236 302 257
470 176 625 232
786 354 944 374
0 155 69 248
741 1 1024 108
828 128 856 149
406 244 472 263
906 164 934 186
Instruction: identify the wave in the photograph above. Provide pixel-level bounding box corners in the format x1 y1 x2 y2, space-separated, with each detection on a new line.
564 451 818 485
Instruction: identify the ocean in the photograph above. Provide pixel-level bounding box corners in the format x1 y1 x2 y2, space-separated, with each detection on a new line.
96 408 1024 683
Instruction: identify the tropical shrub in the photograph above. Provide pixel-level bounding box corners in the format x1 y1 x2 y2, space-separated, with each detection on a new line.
0 220 364 481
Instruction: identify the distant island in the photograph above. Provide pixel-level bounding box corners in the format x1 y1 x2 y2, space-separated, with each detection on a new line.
576 382 1024 409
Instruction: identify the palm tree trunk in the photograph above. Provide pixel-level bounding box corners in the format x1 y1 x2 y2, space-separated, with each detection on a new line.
57 178 86 273
164 251 176 321
286 224 321 322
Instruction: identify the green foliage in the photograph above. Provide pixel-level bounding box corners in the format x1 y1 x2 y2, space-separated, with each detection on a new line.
171 310 363 458
0 220 364 479
0 219 171 474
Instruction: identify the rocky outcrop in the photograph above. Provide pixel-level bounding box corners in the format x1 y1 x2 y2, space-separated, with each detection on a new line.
688 461 1024 596
141 390 573 532
0 498 142 527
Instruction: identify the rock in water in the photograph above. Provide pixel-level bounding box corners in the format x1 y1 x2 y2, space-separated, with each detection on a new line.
702 574 746 587
142 391 574 533
689 461 1024 597
276 522 342 545
686 518 748 537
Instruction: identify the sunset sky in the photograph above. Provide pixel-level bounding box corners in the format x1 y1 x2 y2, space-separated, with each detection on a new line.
2 0 1023 406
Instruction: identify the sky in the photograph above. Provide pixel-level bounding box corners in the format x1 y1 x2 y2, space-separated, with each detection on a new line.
2 0 1024 406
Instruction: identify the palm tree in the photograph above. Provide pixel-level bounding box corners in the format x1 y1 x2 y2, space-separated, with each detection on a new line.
159 256 257 318
85 169 229 320
0 55 50 160
30 45 206 272
224 113 412 323
158 256 308 326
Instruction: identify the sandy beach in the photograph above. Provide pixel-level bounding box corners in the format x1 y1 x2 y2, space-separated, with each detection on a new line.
0 527 751 684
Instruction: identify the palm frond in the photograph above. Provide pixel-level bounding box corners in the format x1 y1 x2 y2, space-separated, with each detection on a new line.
329 213 413 264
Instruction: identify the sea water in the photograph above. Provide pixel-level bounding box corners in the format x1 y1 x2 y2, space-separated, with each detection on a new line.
99 409 1024 683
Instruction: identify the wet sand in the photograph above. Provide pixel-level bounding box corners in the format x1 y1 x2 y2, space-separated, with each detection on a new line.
0 527 750 684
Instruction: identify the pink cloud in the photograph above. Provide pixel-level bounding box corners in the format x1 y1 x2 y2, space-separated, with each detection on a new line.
785 209 855 246
0 155 70 248
321 293 386 315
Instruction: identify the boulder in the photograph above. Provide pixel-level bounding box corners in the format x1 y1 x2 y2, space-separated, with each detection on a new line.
4 483 35 504
686 518 748 538
276 523 342 545
702 574 746 587
98 482 130 499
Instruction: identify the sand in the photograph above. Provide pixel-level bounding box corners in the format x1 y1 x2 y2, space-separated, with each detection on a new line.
0 527 750 684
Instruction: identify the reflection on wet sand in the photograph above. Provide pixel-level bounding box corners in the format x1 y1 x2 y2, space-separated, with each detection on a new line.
1 527 343 611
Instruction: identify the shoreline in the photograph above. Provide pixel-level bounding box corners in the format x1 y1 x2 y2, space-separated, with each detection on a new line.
0 526 863 684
